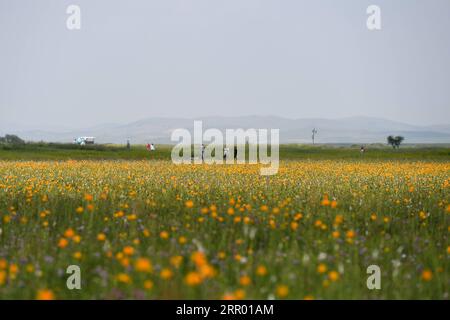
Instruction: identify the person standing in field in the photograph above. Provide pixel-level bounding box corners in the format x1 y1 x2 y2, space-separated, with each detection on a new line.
234 146 238 160
223 147 229 160
201 144 205 161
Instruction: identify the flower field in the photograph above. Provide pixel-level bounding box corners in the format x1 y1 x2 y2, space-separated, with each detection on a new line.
0 160 448 299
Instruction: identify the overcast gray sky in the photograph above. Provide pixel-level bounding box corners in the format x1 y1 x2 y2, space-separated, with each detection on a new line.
0 0 449 129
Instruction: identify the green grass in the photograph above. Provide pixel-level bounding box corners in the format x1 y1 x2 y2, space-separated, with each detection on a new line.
0 143 449 161
0 143 171 160
279 144 450 160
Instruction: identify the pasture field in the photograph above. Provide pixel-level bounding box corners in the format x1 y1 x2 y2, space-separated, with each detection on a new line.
1 142 449 161
0 146 448 299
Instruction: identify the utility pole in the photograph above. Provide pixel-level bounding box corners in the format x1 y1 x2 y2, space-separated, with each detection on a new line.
312 128 317 145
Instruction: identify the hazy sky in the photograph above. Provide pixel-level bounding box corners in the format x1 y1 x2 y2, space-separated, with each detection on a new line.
0 0 449 128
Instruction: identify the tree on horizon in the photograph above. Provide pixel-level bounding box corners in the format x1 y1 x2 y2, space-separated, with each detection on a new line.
387 135 404 149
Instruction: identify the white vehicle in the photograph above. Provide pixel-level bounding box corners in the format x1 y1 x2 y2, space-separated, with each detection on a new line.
74 137 95 145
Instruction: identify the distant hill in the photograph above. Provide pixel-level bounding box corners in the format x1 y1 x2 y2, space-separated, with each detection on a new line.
2 116 450 144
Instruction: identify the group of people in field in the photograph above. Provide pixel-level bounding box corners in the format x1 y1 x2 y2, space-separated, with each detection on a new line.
201 145 237 161
144 143 237 161
142 143 365 159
